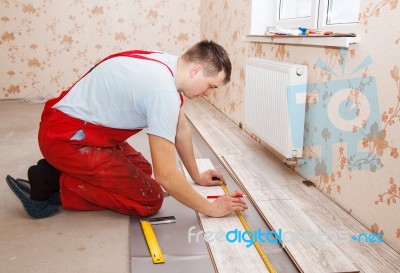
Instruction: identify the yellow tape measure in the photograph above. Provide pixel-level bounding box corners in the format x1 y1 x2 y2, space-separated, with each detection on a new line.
140 220 165 264
221 184 277 273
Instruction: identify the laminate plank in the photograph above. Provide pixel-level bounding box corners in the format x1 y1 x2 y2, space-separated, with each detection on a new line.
183 102 263 156
187 124 301 273
222 155 297 189
223 155 359 273
180 158 271 273
284 184 400 273
183 100 301 185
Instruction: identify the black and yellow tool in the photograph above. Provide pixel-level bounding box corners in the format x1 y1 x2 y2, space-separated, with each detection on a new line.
221 184 277 273
140 216 176 264
212 176 277 273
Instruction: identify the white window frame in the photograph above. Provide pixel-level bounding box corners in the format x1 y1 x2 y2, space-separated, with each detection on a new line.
273 0 319 30
317 0 359 33
250 0 360 35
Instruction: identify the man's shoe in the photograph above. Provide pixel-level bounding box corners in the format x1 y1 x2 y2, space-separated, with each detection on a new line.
5 175 59 219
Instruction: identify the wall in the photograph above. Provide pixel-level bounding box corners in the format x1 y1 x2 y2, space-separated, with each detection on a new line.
200 0 400 252
0 0 200 99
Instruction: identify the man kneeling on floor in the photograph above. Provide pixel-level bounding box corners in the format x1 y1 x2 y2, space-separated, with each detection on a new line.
6 40 247 219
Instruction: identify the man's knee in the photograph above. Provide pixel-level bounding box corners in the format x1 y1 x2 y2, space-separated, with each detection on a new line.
137 194 164 217
149 187 164 212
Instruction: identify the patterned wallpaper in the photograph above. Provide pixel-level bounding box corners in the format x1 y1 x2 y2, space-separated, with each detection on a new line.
1 0 200 99
201 0 400 252
1 0 399 252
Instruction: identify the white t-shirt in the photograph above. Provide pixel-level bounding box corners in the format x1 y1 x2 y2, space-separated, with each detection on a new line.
53 52 181 143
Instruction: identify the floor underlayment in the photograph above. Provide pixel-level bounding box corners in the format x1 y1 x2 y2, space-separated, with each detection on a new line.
2 99 400 273
129 122 299 273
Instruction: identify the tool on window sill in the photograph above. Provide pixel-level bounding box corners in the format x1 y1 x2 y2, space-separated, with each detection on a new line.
298 27 355 37
299 27 331 35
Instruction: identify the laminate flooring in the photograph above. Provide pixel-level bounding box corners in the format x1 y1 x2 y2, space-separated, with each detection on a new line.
183 98 400 273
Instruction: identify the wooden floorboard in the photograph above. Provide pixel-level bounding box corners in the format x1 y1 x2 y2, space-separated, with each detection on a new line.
224 155 358 273
284 183 400 273
180 158 271 273
183 98 400 273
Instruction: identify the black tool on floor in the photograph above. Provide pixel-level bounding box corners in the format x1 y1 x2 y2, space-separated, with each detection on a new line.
140 215 176 264
144 216 176 225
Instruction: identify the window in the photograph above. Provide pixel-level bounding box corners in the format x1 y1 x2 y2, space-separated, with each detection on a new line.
279 0 313 20
317 0 360 33
251 0 360 35
275 0 318 29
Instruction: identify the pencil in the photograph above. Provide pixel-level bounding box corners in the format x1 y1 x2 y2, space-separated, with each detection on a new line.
206 194 246 199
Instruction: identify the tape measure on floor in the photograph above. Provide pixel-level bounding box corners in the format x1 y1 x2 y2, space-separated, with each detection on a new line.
221 183 277 273
140 220 165 264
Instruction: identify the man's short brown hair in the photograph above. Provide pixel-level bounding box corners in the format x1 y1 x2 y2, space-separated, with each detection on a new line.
182 40 232 84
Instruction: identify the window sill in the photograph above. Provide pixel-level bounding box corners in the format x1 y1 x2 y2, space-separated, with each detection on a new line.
243 34 359 48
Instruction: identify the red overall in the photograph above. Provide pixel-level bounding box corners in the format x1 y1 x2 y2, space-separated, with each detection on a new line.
38 50 182 216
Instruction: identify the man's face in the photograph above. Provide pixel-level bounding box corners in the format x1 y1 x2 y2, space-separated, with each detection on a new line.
183 64 226 99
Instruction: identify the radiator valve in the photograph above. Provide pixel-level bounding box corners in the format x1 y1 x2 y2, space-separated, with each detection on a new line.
285 157 298 167
285 150 299 168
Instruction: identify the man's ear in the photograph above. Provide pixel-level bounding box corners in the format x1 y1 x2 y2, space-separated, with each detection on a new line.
190 64 202 78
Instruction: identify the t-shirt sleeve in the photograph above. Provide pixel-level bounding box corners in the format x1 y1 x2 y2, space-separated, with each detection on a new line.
145 91 180 143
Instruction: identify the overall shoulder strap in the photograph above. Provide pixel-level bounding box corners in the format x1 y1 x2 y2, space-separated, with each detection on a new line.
87 50 174 76
67 50 182 106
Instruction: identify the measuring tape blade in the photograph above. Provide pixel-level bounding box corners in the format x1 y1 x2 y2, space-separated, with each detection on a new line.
221 184 277 273
140 220 165 264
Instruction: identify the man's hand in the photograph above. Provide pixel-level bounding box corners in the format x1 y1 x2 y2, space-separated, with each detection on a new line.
208 190 248 217
197 169 225 186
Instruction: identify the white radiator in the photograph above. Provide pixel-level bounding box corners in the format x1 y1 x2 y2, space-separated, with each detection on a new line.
244 58 308 159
